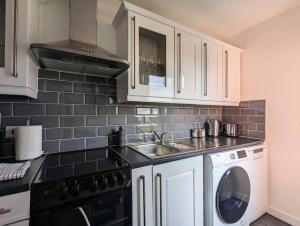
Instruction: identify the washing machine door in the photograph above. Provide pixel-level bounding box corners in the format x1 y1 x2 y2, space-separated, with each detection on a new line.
216 166 250 224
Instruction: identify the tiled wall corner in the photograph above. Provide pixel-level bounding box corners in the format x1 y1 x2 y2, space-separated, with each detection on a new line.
222 100 266 139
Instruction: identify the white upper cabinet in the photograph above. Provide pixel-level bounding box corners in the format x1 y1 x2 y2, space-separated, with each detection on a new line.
201 39 223 101
0 0 38 98
175 29 202 100
223 47 240 103
153 156 203 226
113 1 241 105
130 13 174 98
114 11 175 102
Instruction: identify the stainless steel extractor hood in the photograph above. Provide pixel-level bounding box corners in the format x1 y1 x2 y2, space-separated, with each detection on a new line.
30 0 129 77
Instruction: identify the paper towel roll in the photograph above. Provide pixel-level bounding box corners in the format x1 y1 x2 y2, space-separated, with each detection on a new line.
15 125 43 161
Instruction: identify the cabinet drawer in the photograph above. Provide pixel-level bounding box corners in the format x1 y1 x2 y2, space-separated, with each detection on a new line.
0 192 30 226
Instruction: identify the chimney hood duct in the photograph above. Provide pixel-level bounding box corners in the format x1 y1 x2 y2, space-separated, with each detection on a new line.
30 0 129 77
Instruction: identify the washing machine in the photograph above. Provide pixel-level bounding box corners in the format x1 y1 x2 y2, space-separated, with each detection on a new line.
247 145 268 223
204 148 251 226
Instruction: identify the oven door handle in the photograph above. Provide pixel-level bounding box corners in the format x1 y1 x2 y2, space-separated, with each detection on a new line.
78 207 91 226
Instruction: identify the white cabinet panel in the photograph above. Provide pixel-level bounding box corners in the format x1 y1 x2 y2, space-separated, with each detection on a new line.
202 39 223 101
175 29 202 100
114 2 241 105
132 166 154 226
153 156 203 226
0 0 38 98
0 191 30 226
223 48 240 103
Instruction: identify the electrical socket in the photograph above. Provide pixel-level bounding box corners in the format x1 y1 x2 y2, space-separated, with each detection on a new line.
6 126 18 138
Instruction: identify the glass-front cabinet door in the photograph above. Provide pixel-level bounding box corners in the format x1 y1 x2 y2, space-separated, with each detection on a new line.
129 13 174 98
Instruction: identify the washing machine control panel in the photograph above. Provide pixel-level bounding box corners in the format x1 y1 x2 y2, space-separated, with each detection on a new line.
237 150 247 159
230 153 236 160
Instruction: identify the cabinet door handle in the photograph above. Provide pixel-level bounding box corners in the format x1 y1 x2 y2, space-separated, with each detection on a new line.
225 50 229 98
177 33 181 94
156 173 162 226
203 43 208 96
11 0 18 77
139 176 146 226
0 208 11 215
131 16 136 89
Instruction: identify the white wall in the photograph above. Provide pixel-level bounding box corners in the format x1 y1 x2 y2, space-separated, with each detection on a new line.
231 6 300 225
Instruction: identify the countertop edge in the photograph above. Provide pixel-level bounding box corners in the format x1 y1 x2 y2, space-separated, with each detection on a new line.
111 138 265 168
0 155 45 197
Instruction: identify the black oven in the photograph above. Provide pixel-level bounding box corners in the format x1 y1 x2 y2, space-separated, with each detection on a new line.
30 148 132 226
31 188 131 226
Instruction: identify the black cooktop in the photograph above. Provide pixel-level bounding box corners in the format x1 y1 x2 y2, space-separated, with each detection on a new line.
34 148 129 184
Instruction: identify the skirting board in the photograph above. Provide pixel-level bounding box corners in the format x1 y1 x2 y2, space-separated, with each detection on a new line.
268 205 300 226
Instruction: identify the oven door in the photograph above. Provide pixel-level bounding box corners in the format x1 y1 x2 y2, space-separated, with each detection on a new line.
31 190 130 226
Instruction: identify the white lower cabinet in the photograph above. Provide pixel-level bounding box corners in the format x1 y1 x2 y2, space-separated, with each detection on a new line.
132 156 203 226
132 166 154 226
0 191 30 226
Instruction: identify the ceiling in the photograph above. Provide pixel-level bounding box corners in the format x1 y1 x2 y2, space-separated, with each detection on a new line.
125 0 300 40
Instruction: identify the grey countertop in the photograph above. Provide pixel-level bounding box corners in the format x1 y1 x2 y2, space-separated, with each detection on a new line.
110 136 264 167
0 136 263 197
0 155 45 197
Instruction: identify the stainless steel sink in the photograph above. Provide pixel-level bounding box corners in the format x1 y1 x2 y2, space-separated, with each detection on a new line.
167 142 194 150
129 143 180 158
128 142 195 159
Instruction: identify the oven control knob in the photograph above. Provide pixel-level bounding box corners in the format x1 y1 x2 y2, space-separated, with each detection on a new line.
89 177 98 192
116 172 126 185
107 173 117 187
59 183 69 200
70 180 80 197
98 175 107 190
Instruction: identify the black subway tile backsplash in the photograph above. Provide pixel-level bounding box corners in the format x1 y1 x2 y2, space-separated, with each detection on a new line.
86 137 108 149
46 128 73 140
74 83 96 94
46 104 73 115
0 70 265 155
74 127 97 138
85 94 107 105
60 116 85 127
42 140 60 153
86 116 107 126
222 100 266 139
36 91 58 104
1 116 29 128
46 80 73 92
74 105 96 115
30 116 59 128
0 103 12 116
60 139 85 152
60 93 84 104
14 103 45 116
97 106 117 115
108 116 127 125
39 69 59 80
60 72 84 82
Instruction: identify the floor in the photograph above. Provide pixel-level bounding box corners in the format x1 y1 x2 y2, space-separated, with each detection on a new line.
251 214 292 226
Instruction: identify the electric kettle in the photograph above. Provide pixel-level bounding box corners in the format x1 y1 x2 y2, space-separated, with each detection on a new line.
207 119 222 137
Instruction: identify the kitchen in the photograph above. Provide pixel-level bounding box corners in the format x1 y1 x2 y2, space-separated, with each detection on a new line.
0 0 298 225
